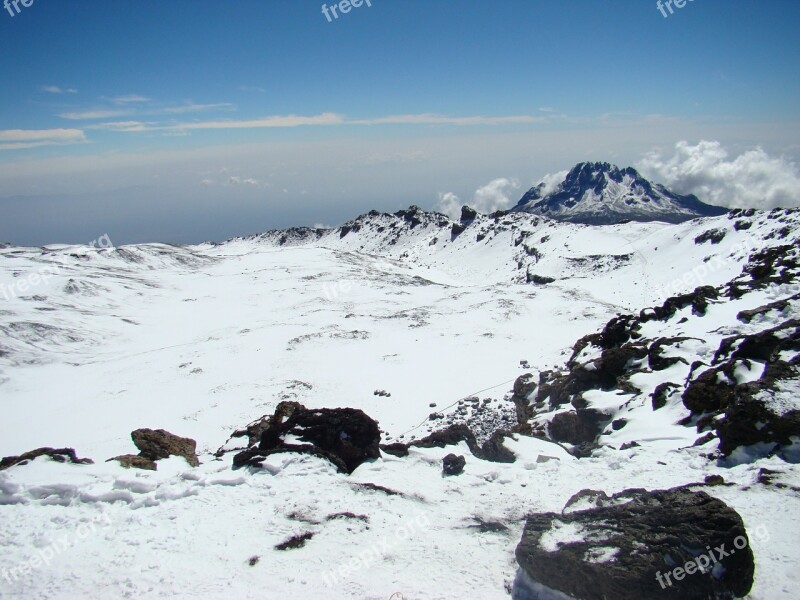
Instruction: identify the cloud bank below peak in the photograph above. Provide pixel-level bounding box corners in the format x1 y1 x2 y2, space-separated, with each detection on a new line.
638 140 800 209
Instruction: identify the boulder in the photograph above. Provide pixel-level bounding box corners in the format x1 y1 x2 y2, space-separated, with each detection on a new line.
233 404 381 474
515 486 754 600
460 205 478 223
548 409 609 446
132 429 200 467
716 382 800 457
442 453 466 476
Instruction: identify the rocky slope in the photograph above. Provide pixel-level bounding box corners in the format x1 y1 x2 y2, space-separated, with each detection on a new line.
0 205 798 599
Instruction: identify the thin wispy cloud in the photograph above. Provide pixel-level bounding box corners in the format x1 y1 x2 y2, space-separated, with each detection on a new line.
61 101 236 122
41 85 78 95
86 121 153 132
227 176 260 186
87 112 552 134
161 103 236 115
200 174 263 186
0 128 86 151
108 94 151 104
168 112 344 131
350 114 548 126
60 109 134 120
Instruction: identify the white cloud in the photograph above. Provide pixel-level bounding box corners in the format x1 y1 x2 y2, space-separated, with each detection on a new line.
473 177 521 212
638 140 800 209
352 114 547 126
169 113 344 131
108 95 151 104
87 121 152 132
161 103 236 115
60 109 133 120
80 105 235 128
0 128 86 150
60 111 553 136
436 191 462 219
535 170 569 196
41 85 78 94
436 177 521 219
227 176 260 186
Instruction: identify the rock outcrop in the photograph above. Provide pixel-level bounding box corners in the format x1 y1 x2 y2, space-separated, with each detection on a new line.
233 403 381 474
0 447 93 471
132 428 200 467
381 423 517 463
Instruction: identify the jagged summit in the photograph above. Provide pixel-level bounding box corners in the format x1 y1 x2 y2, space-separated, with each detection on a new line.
514 161 728 225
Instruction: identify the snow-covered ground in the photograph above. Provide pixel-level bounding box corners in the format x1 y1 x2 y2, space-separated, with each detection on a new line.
0 207 798 599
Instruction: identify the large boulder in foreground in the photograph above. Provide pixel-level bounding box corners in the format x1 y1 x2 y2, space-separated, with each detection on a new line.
233 403 381 474
514 487 754 600
132 429 200 467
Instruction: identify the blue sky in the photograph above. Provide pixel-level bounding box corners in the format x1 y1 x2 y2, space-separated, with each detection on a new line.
1 0 799 244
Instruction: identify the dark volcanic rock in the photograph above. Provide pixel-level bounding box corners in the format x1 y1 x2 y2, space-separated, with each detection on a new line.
694 228 727 245
226 401 302 449
233 404 381 474
514 486 754 600
527 274 555 285
512 373 537 424
460 205 478 223
737 292 800 324
536 344 647 409
275 532 314 551
132 429 200 467
682 369 736 414
479 429 517 463
0 447 93 471
381 423 517 463
548 409 610 445
716 383 800 457
652 382 680 411
442 453 466 476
